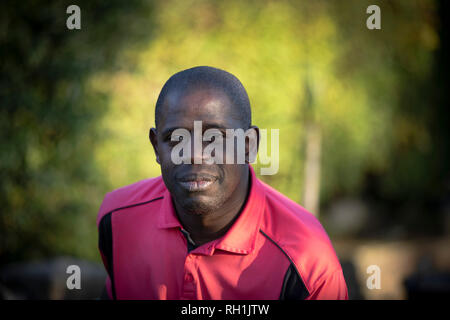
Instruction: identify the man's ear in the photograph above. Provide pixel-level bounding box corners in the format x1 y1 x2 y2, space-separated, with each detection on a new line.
149 128 161 164
246 125 260 164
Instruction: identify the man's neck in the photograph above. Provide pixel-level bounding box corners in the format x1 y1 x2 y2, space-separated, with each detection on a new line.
173 168 251 246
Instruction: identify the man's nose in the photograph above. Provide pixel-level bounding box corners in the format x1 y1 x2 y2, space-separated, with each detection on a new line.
191 141 220 164
190 140 213 164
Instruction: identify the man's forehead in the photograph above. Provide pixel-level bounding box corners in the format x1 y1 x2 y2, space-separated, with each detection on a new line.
158 87 242 130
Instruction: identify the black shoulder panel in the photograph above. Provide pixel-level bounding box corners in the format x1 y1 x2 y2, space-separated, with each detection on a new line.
98 212 116 300
280 263 310 300
259 229 310 300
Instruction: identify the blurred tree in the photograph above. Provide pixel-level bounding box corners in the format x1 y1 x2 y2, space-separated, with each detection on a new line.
0 0 155 263
328 0 449 236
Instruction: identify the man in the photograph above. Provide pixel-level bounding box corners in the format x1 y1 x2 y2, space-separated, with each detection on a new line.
97 66 348 300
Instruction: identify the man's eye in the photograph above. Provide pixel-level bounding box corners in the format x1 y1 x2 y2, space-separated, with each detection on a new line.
164 134 175 142
167 136 184 146
172 136 184 142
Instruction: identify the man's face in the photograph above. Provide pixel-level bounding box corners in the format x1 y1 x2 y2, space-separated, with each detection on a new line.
151 87 248 215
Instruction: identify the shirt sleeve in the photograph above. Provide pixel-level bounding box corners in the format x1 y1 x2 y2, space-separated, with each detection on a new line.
306 268 348 300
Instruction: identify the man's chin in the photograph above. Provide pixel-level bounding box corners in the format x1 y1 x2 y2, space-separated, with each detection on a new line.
179 197 221 216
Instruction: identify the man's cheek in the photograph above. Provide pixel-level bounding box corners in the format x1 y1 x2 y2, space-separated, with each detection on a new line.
160 148 175 167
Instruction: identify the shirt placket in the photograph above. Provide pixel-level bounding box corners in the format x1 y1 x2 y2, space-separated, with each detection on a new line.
181 253 197 300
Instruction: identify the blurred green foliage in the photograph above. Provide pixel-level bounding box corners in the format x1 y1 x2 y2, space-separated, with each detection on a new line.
1 0 449 263
0 0 155 263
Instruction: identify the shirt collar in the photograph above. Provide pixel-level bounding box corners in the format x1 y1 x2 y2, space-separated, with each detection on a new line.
157 188 183 229
157 165 266 255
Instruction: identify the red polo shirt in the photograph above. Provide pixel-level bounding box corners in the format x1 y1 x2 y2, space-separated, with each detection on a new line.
97 165 348 300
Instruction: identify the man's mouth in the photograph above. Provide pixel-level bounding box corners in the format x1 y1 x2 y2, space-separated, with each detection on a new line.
177 174 217 192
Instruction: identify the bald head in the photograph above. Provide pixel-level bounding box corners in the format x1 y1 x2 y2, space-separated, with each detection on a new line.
155 66 251 129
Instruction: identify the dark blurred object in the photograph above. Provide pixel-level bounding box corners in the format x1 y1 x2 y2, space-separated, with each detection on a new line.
325 197 375 238
340 259 364 300
0 257 106 299
404 255 450 299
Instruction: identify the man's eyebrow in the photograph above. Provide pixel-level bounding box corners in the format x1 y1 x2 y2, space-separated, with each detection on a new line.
161 127 181 138
161 123 229 138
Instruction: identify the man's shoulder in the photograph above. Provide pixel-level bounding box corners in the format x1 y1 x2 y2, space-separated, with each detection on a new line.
260 179 330 244
96 176 166 226
259 180 342 292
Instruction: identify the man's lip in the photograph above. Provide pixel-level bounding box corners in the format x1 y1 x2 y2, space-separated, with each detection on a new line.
177 173 217 183
177 180 216 192
176 173 218 192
